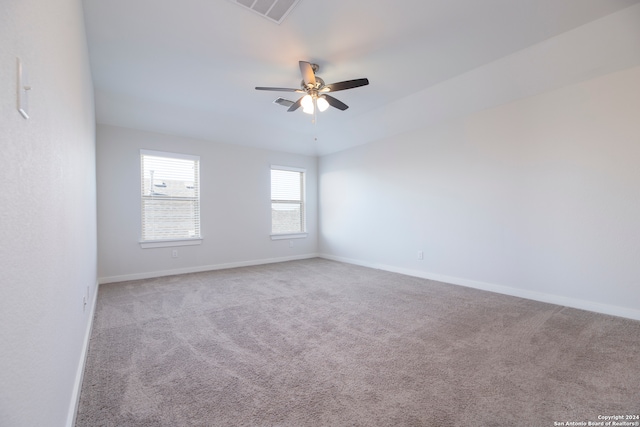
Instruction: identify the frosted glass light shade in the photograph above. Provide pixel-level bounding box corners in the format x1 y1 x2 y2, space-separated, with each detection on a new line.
301 95 313 113
317 96 329 112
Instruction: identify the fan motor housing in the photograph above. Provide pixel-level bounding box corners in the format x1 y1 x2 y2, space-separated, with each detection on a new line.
301 76 325 91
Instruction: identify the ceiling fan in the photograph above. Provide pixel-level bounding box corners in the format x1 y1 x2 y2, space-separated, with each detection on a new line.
255 61 369 114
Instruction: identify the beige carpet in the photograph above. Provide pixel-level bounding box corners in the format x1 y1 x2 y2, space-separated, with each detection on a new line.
76 258 640 426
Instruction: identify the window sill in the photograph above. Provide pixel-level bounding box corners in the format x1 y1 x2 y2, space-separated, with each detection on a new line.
140 238 203 249
270 233 308 241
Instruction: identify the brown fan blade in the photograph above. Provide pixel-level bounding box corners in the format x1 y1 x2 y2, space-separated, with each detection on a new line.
287 96 304 112
299 61 316 87
323 95 349 111
256 87 304 93
322 78 369 93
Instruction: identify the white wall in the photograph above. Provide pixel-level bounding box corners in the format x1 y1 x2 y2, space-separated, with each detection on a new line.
0 0 97 426
97 124 318 282
319 66 640 320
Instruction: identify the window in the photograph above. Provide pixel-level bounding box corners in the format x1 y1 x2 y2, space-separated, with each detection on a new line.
271 166 306 239
140 150 201 247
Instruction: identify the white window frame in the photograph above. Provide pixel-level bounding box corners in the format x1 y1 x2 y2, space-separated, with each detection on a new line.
270 165 307 240
139 149 203 249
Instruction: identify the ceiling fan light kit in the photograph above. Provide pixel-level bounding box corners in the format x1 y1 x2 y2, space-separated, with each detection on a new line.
300 94 329 115
255 61 369 115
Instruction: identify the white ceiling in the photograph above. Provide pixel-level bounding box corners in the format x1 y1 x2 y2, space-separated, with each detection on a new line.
82 0 640 156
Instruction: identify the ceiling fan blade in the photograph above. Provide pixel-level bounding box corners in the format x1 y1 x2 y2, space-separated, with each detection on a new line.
299 61 316 87
322 78 369 93
273 98 295 108
256 86 304 92
323 95 349 111
287 96 304 112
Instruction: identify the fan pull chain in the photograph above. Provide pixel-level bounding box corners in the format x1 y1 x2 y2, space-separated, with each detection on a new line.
312 98 318 125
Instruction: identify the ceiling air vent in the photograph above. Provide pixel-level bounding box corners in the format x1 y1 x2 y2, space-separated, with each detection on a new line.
230 0 302 24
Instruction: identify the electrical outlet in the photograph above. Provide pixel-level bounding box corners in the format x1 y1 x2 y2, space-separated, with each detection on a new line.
172 249 178 258
417 250 424 260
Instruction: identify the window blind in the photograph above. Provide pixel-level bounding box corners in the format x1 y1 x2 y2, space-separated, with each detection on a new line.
140 150 200 241
271 166 305 234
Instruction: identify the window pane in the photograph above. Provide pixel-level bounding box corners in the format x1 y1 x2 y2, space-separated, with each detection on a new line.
142 155 198 199
142 199 200 240
271 167 305 234
271 202 302 234
271 169 301 201
141 150 200 241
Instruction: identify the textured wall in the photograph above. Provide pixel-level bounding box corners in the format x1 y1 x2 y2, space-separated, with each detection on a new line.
0 0 97 426
96 125 318 282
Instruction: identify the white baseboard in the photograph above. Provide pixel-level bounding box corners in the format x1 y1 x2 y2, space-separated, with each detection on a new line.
319 253 640 322
98 253 320 284
66 279 100 427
